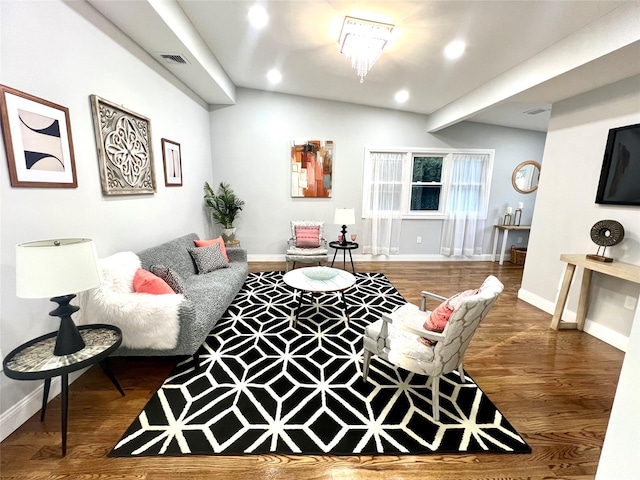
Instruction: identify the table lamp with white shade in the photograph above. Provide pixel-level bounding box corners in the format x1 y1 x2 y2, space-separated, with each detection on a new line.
16 238 101 356
334 208 355 246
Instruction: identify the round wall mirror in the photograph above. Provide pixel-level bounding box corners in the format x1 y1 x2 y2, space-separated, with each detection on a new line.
512 161 541 194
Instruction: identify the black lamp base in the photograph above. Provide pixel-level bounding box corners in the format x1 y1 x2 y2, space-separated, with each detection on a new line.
340 224 348 246
49 294 85 356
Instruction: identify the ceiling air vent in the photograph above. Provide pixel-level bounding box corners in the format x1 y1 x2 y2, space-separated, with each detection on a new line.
159 53 190 65
523 107 549 115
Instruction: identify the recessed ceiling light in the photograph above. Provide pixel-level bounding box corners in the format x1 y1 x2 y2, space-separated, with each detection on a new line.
267 69 282 84
444 40 466 59
248 5 268 28
395 90 409 103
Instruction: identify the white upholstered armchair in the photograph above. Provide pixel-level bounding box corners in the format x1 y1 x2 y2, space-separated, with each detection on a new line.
285 220 329 271
362 275 504 421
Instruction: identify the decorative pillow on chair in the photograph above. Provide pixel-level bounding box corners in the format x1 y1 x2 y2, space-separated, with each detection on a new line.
194 236 229 261
419 288 479 346
419 301 454 346
294 225 321 248
448 288 480 308
188 243 229 274
149 265 186 295
132 268 174 295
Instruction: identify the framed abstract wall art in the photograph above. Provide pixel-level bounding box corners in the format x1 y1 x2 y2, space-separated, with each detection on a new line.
90 95 156 195
161 138 182 186
291 140 333 198
0 84 77 188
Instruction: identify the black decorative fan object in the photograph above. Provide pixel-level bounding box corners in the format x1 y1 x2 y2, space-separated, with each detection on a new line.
587 219 624 263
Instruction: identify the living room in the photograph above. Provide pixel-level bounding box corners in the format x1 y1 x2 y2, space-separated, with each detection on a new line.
1 1 639 478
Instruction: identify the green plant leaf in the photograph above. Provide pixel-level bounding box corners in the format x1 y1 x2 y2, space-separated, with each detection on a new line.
203 181 244 229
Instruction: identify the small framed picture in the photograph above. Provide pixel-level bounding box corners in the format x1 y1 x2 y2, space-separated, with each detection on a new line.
161 138 182 186
0 84 78 188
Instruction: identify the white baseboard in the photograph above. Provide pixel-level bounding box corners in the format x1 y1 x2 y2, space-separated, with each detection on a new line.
517 288 560 317
518 287 628 352
0 368 87 442
583 322 629 352
248 253 497 262
0 378 60 442
248 254 285 262
353 253 497 262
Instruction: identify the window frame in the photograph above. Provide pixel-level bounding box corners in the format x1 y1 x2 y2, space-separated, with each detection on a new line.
405 153 449 218
363 147 495 220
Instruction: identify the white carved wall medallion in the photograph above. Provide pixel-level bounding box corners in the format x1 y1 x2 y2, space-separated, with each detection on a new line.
90 95 156 195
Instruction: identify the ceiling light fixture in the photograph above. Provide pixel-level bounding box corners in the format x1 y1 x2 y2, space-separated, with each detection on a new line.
248 5 268 28
395 90 409 103
267 69 282 84
444 40 466 59
338 16 394 83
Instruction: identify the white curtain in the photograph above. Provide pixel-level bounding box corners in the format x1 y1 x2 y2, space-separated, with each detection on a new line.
362 152 404 255
440 153 490 257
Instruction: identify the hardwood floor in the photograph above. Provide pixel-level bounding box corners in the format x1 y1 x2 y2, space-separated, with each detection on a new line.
0 262 624 480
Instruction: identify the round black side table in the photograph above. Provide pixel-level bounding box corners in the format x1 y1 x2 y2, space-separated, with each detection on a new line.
329 241 359 274
2 324 124 456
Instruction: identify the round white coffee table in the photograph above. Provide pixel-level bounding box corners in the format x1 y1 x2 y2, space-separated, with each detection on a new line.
282 267 356 328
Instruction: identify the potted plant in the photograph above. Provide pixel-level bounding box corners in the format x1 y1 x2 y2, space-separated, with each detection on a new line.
204 181 245 241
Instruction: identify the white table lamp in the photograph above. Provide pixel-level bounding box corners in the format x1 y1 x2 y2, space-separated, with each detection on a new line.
16 238 101 356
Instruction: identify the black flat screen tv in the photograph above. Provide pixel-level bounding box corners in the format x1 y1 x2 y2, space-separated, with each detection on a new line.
595 122 640 206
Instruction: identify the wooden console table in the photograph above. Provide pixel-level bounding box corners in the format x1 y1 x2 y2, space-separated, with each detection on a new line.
551 254 640 330
491 225 531 265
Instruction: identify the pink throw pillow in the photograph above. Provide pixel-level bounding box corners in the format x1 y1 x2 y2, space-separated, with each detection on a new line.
295 225 320 248
133 268 174 295
419 301 454 346
418 289 479 346
194 237 229 262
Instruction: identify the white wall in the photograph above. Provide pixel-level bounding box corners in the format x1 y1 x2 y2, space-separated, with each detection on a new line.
521 75 640 350
210 88 546 259
0 0 214 434
597 304 640 478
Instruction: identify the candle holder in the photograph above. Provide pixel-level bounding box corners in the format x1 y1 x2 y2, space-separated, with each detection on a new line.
503 213 512 225
513 208 522 226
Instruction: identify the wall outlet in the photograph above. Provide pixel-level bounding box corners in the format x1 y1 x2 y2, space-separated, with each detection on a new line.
416 236 422 244
517 236 523 244
623 296 637 311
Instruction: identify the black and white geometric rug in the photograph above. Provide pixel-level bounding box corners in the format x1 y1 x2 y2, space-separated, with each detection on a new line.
110 271 530 456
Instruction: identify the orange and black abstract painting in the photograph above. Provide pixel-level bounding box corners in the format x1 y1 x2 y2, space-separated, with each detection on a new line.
291 140 333 198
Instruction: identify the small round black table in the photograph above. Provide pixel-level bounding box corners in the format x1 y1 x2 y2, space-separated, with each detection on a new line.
2 324 124 456
329 241 359 274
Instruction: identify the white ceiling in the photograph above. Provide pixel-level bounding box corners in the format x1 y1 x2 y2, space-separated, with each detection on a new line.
88 0 640 132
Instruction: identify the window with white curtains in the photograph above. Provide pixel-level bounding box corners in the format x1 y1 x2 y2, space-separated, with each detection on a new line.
440 153 492 257
361 152 405 255
362 148 493 256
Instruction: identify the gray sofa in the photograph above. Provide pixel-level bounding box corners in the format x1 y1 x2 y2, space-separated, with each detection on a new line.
113 233 248 365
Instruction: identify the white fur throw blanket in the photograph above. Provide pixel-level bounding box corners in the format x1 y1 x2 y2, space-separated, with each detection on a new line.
75 251 183 350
